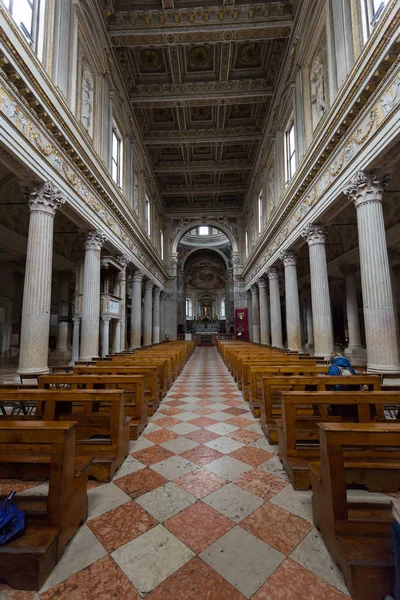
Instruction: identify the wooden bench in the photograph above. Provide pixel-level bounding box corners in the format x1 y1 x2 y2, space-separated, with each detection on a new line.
0 389 130 482
97 358 170 396
310 422 399 600
277 387 391 489
262 375 381 444
39 374 146 439
0 421 90 590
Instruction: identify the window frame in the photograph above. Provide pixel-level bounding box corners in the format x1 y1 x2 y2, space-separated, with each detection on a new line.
361 0 387 39
245 230 249 258
284 118 296 186
145 195 151 237
111 125 123 189
160 229 164 260
220 297 226 319
258 188 263 234
198 226 209 236
186 297 193 319
6 0 41 48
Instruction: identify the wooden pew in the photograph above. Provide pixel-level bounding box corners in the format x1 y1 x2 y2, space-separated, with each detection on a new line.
40 372 147 436
0 389 130 482
262 375 381 444
98 358 170 396
310 422 399 600
0 421 90 590
278 387 391 490
70 368 156 418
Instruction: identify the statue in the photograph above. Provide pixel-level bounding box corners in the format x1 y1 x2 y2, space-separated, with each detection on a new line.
310 55 325 130
81 65 94 135
268 165 275 209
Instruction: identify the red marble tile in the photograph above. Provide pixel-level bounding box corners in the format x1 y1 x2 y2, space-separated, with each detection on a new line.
0 586 38 600
183 429 221 444
188 416 219 427
146 557 245 600
223 399 244 407
252 559 349 600
175 468 227 499
158 406 182 416
131 445 175 466
153 416 181 428
234 468 288 499
230 446 273 466
228 429 261 444
181 445 224 466
165 502 234 553
225 416 254 428
240 502 312 555
115 467 168 499
144 429 179 443
87 480 104 491
0 480 41 495
222 407 249 416
88 500 157 552
195 400 215 407
41 555 141 600
193 407 217 415
164 399 187 407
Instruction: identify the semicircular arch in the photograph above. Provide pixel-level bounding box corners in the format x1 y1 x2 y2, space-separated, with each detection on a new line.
172 220 238 253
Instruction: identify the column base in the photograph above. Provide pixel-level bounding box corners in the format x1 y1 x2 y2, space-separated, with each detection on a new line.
367 363 400 374
79 355 98 362
16 366 50 376
344 346 367 366
52 349 72 360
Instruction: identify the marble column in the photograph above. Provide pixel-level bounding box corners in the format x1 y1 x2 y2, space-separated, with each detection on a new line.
344 171 400 372
304 291 314 353
54 273 70 358
246 290 253 341
268 268 283 348
71 317 80 363
80 230 107 361
251 285 260 343
130 270 143 349
280 251 302 352
117 255 129 351
112 320 122 353
341 265 366 362
18 181 66 375
143 280 153 346
153 287 161 344
302 224 333 358
160 291 166 342
257 278 270 345
101 317 111 357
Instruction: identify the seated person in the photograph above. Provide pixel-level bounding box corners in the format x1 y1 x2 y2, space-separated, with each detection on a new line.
328 353 358 418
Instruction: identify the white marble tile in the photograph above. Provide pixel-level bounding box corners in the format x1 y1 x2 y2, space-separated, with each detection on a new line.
20 483 49 496
160 436 199 454
129 437 155 453
135 482 197 522
169 422 200 435
205 422 238 435
207 408 233 417
173 411 201 421
145 423 162 434
112 524 195 595
87 482 131 520
40 525 107 592
204 437 245 455
245 422 263 435
112 456 146 481
203 482 263 522
269 485 313 522
290 528 350 595
200 526 285 598
259 455 290 481
250 437 279 453
150 455 198 480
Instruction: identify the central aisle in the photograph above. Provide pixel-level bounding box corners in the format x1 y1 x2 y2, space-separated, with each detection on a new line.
29 347 349 599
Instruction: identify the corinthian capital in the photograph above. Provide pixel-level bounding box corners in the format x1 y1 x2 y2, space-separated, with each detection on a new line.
257 278 267 289
145 280 154 291
84 230 107 251
251 284 259 295
301 223 328 246
117 254 130 268
280 251 297 267
267 267 279 280
132 270 144 283
24 180 66 216
153 286 161 297
343 170 390 207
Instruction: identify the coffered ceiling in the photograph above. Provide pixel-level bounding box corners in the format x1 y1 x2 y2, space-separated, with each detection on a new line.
101 1 295 215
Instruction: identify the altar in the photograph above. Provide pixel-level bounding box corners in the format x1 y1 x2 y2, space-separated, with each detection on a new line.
195 332 217 346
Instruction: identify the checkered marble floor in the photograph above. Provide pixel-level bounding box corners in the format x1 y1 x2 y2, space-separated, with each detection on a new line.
0 347 351 600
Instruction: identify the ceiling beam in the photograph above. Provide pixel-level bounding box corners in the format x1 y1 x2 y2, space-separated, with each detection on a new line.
134 79 273 100
154 163 253 173
144 134 261 146
162 186 248 195
132 92 273 109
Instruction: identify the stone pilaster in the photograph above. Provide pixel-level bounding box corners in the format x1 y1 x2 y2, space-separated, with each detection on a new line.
117 255 129 351
250 285 260 343
280 251 302 352
112 320 122 353
246 290 253 341
268 267 283 348
344 171 400 372
130 270 143 349
257 278 270 345
18 181 66 375
302 224 333 358
153 287 161 344
143 280 153 346
101 317 111 357
340 265 366 363
80 230 107 361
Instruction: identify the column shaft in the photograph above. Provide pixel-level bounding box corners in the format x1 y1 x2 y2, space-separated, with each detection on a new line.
153 288 161 344
268 269 283 348
143 281 153 347
18 182 66 375
101 318 111 357
71 317 80 364
251 285 260 343
117 258 128 351
258 279 270 345
130 271 143 348
80 230 106 361
281 252 302 352
112 320 122 353
246 291 253 341
55 275 70 356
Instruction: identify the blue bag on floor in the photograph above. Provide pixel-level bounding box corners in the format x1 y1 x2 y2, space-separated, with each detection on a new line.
0 491 26 545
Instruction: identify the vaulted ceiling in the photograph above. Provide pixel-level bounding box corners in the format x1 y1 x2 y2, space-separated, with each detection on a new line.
102 1 295 215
